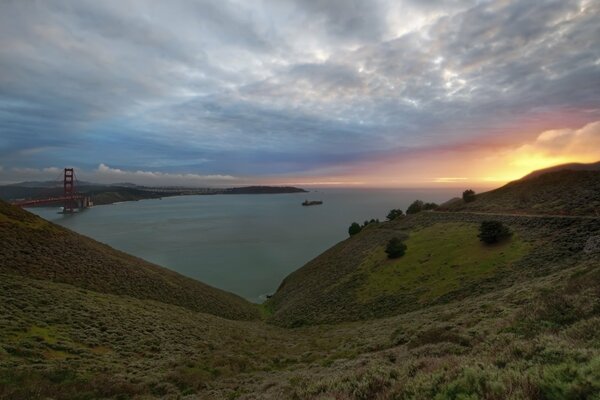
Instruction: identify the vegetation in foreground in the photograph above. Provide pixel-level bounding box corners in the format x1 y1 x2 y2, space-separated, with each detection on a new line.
1 260 598 399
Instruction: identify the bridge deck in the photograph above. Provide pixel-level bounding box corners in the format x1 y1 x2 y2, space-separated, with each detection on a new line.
11 195 86 207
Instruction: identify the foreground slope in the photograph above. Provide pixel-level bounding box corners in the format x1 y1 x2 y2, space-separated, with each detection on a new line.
0 200 259 320
441 169 600 216
2 250 598 399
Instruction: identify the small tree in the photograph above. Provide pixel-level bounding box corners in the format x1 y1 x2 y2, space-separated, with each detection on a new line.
387 209 404 221
406 200 424 214
423 202 439 211
385 237 407 258
478 221 511 244
348 222 362 236
463 189 476 203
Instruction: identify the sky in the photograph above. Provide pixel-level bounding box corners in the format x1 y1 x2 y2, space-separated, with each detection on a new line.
0 0 599 187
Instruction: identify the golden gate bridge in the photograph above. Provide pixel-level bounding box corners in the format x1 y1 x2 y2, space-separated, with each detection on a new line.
10 168 92 213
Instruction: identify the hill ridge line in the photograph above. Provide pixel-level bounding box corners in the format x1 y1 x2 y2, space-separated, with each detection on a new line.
435 211 600 219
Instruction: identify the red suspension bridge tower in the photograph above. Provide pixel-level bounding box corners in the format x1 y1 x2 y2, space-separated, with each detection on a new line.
63 167 76 213
10 167 92 212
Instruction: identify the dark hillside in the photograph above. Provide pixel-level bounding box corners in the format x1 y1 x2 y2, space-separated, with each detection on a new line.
521 160 600 179
441 170 600 216
268 211 600 327
0 200 259 320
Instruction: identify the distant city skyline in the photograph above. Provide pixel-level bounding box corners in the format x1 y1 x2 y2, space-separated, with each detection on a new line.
1 0 599 187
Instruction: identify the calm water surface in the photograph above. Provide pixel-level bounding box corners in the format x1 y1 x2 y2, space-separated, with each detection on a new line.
31 188 461 302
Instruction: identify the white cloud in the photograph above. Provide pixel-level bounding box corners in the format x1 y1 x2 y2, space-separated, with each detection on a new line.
91 163 238 186
0 166 62 184
513 120 600 161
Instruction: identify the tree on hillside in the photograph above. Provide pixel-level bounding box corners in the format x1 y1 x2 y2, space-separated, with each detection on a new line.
478 221 512 244
385 237 407 259
463 189 476 203
348 222 362 236
423 202 439 210
406 200 424 214
360 219 379 229
387 209 404 221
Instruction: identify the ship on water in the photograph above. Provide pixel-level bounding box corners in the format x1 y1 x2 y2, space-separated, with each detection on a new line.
302 200 323 206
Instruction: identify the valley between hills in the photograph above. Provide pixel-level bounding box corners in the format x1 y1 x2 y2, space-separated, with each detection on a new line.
1 165 599 399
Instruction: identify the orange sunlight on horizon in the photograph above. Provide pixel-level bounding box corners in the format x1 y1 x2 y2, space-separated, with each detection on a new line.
268 120 600 189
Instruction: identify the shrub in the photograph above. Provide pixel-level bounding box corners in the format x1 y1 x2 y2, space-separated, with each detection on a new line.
406 200 424 215
386 209 404 221
423 202 439 210
385 238 407 259
463 189 476 202
348 222 362 236
478 221 512 244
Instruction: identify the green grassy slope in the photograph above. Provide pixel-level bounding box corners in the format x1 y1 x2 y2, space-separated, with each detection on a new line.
2 257 598 399
441 170 600 216
288 261 600 400
0 200 259 320
267 212 600 327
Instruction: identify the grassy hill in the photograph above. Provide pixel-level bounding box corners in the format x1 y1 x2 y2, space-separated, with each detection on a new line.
0 200 259 320
267 211 600 327
521 161 600 180
2 242 598 399
1 168 600 399
440 169 600 216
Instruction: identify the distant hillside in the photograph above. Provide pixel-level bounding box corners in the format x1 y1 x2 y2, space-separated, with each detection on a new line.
267 211 600 327
223 186 307 194
0 200 259 320
0 183 307 206
441 169 600 216
521 161 600 180
0 185 159 205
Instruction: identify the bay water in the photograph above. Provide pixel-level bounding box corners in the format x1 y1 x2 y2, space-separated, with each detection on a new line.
31 188 463 302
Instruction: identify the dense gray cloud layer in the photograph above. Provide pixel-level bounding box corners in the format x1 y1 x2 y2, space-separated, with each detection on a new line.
0 0 599 183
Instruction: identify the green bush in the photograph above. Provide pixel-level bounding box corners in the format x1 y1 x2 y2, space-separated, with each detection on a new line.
406 200 424 215
463 189 476 203
385 238 407 259
478 221 512 244
423 202 439 210
387 209 404 221
362 219 379 227
348 222 362 236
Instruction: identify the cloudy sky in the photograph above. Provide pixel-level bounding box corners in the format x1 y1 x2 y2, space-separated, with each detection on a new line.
1 0 599 186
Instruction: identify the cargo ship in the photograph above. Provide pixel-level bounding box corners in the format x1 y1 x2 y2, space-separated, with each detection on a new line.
302 200 323 206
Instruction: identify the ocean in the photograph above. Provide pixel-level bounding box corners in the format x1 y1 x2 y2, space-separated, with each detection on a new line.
30 188 462 302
